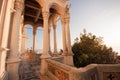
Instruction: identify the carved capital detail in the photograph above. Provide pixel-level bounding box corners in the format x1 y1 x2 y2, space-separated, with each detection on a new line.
42 12 49 20
33 28 37 35
14 0 24 12
60 16 66 24
53 24 57 29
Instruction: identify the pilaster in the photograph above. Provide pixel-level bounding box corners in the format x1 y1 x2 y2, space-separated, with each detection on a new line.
0 0 12 78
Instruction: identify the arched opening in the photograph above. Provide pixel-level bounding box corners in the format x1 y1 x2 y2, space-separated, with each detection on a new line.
48 3 65 55
25 24 33 51
36 27 43 54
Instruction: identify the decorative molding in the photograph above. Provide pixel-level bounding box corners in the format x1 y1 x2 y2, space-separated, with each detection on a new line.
103 72 120 80
48 63 69 80
0 71 8 80
42 12 49 20
0 47 9 52
14 0 24 11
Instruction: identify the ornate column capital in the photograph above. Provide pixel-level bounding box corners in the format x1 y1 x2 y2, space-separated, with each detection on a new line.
48 27 51 33
42 12 49 20
33 27 37 35
14 0 24 12
53 24 57 30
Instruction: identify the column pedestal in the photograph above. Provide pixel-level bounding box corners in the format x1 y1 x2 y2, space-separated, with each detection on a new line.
6 60 20 80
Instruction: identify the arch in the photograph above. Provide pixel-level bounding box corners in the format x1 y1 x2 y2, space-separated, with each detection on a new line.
49 2 65 15
36 27 43 54
24 21 35 27
24 21 43 30
36 24 43 28
25 24 33 50
36 0 45 8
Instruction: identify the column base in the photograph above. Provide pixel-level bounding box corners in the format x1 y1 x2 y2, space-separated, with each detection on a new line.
0 47 9 51
40 53 51 59
6 58 21 80
52 53 58 57
67 52 74 56
40 53 51 75
40 58 47 75
61 51 67 56
64 55 74 66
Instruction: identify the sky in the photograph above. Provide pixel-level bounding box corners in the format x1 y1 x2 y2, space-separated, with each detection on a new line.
26 0 120 54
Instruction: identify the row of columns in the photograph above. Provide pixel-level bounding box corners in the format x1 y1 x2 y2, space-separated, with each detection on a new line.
40 10 73 74
31 21 58 56
61 15 72 56
31 16 72 56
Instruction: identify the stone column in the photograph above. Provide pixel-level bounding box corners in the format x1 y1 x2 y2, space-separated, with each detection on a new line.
41 11 50 58
33 27 36 53
21 25 28 54
48 26 51 54
53 24 57 56
40 11 51 75
7 0 24 80
61 16 67 55
65 13 73 55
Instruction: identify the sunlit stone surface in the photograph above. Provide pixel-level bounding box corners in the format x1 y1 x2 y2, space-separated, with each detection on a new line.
0 0 120 80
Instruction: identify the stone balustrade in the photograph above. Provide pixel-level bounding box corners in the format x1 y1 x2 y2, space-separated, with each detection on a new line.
0 71 8 80
46 57 120 80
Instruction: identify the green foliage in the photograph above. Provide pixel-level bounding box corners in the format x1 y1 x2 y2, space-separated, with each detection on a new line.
72 29 117 67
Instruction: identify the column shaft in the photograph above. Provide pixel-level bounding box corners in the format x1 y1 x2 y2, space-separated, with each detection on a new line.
33 28 36 53
48 27 51 53
0 0 11 76
53 24 57 55
66 17 72 55
9 1 23 59
61 17 67 55
41 11 50 58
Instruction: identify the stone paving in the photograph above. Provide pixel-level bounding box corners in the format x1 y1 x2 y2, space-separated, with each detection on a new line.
19 54 40 80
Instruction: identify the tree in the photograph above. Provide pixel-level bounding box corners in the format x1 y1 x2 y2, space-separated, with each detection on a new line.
72 30 117 67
